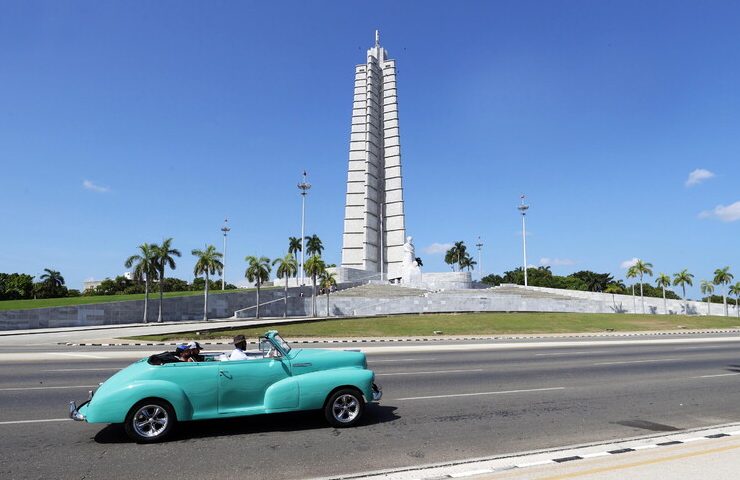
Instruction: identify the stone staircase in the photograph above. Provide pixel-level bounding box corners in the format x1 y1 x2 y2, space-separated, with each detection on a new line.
332 283 428 298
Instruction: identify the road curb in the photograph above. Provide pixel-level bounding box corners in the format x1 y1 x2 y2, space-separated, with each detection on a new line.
316 423 740 479
60 328 740 346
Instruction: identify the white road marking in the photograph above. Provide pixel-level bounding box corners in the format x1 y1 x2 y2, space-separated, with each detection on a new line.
535 350 608 356
676 346 724 350
370 358 435 363
396 387 565 401
449 469 493 477
42 368 121 372
0 418 71 425
377 369 483 376
693 373 740 379
0 385 96 392
515 460 555 467
48 352 108 359
593 358 680 366
580 452 611 458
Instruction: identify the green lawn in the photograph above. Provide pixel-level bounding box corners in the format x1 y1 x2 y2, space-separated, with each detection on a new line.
0 288 275 311
127 311 740 341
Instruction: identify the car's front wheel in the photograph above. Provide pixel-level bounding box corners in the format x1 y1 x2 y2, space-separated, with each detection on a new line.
324 388 364 428
124 399 176 443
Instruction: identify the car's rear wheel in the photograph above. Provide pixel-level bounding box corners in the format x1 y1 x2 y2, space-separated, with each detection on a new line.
124 399 176 443
324 388 364 428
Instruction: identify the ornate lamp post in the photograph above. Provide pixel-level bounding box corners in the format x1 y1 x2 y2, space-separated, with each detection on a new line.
297 171 312 286
221 218 230 290
476 236 483 282
518 195 529 287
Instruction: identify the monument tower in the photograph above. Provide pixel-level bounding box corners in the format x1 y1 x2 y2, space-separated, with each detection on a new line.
340 31 406 279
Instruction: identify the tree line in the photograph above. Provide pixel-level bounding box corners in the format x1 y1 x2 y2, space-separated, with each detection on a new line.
125 234 337 323
0 269 77 300
482 260 739 317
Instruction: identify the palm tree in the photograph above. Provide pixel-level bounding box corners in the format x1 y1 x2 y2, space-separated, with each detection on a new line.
453 241 467 270
319 270 338 317
444 247 457 271
273 254 298 318
713 267 734 317
192 245 223 321
673 269 694 315
700 280 715 316
729 282 740 318
245 256 271 319
655 273 671 315
626 266 638 313
288 237 302 256
304 255 326 317
125 243 158 323
153 238 181 323
40 268 65 289
633 259 653 314
459 253 477 272
305 234 324 257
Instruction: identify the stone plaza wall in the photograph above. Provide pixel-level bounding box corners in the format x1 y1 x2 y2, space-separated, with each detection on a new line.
2 283 737 330
0 288 310 331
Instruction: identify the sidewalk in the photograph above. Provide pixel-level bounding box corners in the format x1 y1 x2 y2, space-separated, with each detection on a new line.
339 423 740 480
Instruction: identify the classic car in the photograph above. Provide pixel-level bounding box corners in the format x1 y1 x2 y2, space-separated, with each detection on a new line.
69 330 382 442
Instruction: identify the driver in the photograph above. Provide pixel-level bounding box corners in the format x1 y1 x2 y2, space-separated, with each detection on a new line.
227 335 250 361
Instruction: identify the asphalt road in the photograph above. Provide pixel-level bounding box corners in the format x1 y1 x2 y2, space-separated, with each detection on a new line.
2 339 740 479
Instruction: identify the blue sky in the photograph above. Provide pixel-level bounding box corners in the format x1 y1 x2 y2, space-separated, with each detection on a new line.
1 1 738 298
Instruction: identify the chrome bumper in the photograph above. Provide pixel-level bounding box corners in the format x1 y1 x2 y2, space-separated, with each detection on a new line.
69 390 93 422
372 383 382 402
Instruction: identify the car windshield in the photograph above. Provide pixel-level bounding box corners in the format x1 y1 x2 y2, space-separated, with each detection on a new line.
273 334 291 354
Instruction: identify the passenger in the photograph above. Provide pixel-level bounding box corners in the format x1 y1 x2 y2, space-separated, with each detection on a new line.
227 334 250 361
178 341 204 362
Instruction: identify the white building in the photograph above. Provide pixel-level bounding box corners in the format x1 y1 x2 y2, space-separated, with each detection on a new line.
340 31 406 280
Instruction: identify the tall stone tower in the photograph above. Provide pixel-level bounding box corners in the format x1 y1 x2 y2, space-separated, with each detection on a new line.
341 31 406 279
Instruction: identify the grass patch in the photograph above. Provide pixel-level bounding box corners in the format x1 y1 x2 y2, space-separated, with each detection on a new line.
0 288 275 311
126 311 740 341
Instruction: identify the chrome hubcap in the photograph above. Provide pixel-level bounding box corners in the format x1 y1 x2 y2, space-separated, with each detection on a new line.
133 405 168 438
332 394 359 423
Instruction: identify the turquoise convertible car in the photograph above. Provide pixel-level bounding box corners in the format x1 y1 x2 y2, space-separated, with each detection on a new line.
69 331 382 443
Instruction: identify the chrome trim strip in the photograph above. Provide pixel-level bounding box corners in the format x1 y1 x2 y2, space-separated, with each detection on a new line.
292 363 312 367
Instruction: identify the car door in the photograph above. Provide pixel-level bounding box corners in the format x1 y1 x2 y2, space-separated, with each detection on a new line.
217 356 292 414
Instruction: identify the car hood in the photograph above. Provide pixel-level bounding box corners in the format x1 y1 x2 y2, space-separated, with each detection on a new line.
290 348 366 371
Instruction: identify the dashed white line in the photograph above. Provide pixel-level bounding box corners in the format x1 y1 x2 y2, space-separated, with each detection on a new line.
43 368 121 372
535 351 608 356
369 358 435 363
48 352 108 359
593 358 680 366
396 387 566 401
0 418 71 425
693 373 740 379
0 385 96 392
377 369 483 377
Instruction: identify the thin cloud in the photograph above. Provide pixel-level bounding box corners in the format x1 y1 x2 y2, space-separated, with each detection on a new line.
423 243 453 254
685 168 715 187
620 257 639 269
83 180 110 193
699 201 740 222
539 257 576 266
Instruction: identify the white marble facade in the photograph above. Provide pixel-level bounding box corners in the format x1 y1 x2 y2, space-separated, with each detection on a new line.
341 31 406 280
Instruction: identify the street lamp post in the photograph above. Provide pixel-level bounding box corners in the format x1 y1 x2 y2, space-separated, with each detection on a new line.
297 171 312 287
518 195 529 287
475 237 483 282
220 219 230 290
